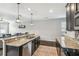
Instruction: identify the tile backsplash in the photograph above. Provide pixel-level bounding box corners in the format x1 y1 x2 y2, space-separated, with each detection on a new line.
65 31 75 38
75 31 79 39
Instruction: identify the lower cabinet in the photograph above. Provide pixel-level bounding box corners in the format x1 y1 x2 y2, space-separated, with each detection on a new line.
31 36 40 55
6 36 40 56
56 39 79 56
62 48 79 56
37 36 40 48
31 40 35 55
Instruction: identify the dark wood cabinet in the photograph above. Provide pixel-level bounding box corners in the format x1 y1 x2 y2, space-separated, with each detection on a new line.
75 3 79 14
66 4 71 31
37 36 40 48
31 40 35 55
6 36 40 56
66 3 76 31
62 48 79 56
31 36 40 55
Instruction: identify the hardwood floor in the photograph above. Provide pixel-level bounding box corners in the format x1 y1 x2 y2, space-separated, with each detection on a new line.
0 45 64 56
33 45 58 56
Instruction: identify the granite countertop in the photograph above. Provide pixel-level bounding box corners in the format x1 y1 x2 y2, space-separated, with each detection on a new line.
0 34 39 47
57 36 79 49
64 36 79 49
6 35 39 47
0 34 28 40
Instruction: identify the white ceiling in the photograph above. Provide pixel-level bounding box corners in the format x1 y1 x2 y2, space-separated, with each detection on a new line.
0 3 66 21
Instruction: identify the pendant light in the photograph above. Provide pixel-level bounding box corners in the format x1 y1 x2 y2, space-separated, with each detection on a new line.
30 13 34 26
16 3 21 23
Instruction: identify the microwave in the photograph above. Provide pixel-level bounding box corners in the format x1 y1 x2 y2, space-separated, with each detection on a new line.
74 13 79 30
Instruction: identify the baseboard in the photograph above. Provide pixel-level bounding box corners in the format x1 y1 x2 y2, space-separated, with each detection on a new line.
40 40 56 47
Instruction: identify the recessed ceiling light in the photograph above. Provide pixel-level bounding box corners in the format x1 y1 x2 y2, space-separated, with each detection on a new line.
27 8 31 11
49 9 53 13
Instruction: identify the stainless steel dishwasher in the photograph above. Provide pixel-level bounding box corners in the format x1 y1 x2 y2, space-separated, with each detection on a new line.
23 41 32 56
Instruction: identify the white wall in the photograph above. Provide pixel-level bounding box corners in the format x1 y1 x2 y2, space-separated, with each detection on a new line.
9 18 66 42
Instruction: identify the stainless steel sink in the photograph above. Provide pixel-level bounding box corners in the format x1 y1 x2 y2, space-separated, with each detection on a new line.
26 34 35 39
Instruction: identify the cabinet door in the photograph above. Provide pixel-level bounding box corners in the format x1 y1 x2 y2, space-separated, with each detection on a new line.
66 3 76 31
70 3 76 30
31 40 35 55
37 38 40 47
31 37 40 55
36 36 40 48
75 3 79 13
66 4 71 30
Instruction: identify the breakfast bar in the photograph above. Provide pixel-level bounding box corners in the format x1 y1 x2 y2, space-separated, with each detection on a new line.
0 34 40 56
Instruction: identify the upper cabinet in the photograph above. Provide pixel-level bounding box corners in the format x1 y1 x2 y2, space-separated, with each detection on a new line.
74 3 79 30
66 3 76 31
75 3 79 14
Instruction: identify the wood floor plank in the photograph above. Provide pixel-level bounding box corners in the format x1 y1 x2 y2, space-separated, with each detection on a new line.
33 45 58 56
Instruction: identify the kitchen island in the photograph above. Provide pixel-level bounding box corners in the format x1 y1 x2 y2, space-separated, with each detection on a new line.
0 34 40 56
56 36 79 56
